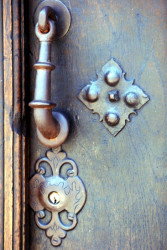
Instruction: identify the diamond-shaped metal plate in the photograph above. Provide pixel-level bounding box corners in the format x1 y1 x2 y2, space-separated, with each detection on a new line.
78 58 150 136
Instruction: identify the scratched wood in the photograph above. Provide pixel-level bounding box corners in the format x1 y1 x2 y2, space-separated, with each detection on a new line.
28 0 167 249
0 0 28 249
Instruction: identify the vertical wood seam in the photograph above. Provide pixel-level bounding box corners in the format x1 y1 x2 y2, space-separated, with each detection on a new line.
3 0 27 249
12 0 22 249
0 0 4 248
3 0 13 248
20 0 29 248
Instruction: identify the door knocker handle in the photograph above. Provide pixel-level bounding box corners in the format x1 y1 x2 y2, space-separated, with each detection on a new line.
29 1 86 247
29 1 71 148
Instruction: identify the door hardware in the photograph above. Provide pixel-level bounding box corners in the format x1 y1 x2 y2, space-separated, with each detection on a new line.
29 1 86 247
34 0 71 40
79 59 150 136
29 147 86 247
29 0 71 148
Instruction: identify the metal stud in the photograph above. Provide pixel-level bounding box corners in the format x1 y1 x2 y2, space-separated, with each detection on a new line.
86 85 99 102
108 90 120 102
105 112 120 126
78 58 150 136
105 68 120 86
125 92 139 107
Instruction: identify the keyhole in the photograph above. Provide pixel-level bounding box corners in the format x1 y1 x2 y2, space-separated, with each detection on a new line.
48 192 60 205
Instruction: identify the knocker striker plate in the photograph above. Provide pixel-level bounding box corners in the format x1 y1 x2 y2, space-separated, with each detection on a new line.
78 58 150 136
29 147 86 247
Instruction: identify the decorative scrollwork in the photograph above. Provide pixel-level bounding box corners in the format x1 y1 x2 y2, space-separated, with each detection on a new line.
29 146 86 247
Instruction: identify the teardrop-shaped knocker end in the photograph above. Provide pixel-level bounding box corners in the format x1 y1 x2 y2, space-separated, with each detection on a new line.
29 3 71 148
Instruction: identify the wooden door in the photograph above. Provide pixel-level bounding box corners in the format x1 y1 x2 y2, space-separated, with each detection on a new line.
1 0 167 249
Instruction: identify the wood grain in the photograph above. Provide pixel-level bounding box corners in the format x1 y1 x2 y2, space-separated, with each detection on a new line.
13 0 22 249
2 0 28 249
3 0 14 247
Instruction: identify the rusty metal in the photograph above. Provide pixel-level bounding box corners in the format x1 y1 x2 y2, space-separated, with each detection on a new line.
38 6 56 33
34 0 71 40
78 58 150 136
29 4 71 147
29 147 86 247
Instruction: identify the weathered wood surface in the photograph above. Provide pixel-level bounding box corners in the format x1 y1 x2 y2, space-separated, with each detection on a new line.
0 0 4 249
28 0 167 249
0 0 28 249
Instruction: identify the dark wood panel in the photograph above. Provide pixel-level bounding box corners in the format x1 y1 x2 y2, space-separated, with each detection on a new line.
1 0 29 249
29 0 167 249
3 0 14 246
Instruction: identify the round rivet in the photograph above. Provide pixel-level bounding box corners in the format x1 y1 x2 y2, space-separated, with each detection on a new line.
108 90 120 102
37 210 45 218
105 68 120 86
86 85 99 102
48 192 60 205
105 112 120 126
125 92 139 106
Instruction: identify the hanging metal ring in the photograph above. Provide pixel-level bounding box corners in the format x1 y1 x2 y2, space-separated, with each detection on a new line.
38 6 56 33
34 0 71 40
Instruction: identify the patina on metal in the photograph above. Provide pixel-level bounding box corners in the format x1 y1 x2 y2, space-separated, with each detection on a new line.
29 146 86 247
34 0 71 40
38 6 56 33
29 3 86 247
78 59 150 136
29 3 71 147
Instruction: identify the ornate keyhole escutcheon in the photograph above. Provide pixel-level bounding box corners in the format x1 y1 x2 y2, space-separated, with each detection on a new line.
78 58 150 136
29 147 86 246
